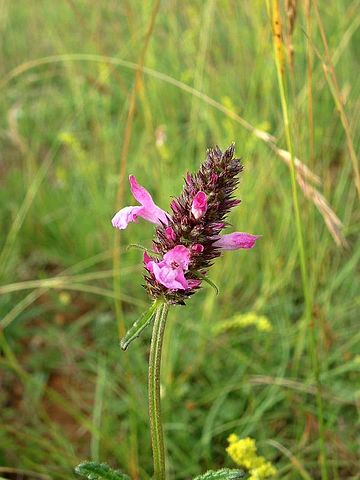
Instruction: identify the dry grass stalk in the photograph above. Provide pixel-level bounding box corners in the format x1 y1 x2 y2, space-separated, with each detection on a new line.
312 0 360 198
250 375 354 404
267 142 346 248
269 1 346 248
296 174 348 248
274 147 320 184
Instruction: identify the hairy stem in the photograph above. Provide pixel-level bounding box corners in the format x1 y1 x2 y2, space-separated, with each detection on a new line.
148 303 169 480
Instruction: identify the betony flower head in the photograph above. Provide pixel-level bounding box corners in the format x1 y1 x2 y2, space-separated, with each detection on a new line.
112 144 259 304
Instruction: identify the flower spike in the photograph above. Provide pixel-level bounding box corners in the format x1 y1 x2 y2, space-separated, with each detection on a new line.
112 144 259 304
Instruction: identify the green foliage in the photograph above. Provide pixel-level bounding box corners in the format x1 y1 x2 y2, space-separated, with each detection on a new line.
196 274 220 295
75 462 130 480
120 300 162 350
74 464 245 480
193 469 245 480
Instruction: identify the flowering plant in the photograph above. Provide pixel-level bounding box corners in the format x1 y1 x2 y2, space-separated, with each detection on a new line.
227 435 277 480
112 144 258 306
75 145 264 480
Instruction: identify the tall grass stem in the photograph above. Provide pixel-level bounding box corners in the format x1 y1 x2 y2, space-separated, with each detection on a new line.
270 1 328 479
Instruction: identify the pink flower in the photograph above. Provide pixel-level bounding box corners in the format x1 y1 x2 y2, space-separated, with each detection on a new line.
112 175 169 229
144 245 191 290
213 232 259 250
191 191 207 220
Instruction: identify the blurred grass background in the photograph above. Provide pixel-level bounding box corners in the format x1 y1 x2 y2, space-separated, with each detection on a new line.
0 0 359 479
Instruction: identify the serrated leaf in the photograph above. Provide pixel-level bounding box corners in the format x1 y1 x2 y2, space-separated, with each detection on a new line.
120 300 162 350
75 461 130 480
193 469 246 480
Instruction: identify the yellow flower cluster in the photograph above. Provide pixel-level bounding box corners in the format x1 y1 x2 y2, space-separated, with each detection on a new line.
214 313 273 335
226 435 277 480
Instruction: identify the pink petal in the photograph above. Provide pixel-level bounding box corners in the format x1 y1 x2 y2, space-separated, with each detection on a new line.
213 232 260 250
152 262 187 290
112 206 143 229
145 260 155 274
174 268 190 289
129 175 154 206
163 245 190 270
165 227 176 241
143 251 152 266
191 191 208 220
144 254 166 275
129 175 169 225
140 207 169 225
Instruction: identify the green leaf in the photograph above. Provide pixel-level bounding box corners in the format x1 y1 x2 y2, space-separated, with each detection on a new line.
75 461 130 480
192 271 219 295
120 300 162 350
201 276 219 295
193 469 246 480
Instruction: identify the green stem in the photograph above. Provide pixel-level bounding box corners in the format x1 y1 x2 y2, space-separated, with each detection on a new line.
148 302 169 480
270 2 328 478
